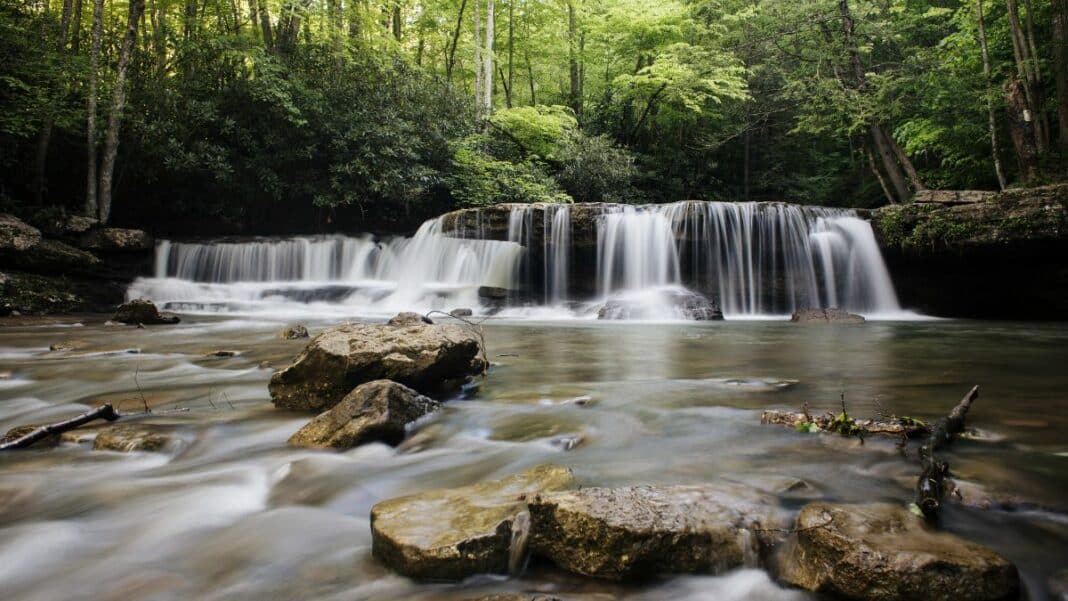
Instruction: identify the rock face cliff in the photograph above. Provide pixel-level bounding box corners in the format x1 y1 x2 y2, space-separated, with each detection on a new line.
871 184 1068 318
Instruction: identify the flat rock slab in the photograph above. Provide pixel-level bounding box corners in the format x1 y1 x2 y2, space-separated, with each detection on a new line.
371 465 575 580
289 379 439 449
791 308 865 323
778 502 1018 601
269 314 485 412
529 484 781 580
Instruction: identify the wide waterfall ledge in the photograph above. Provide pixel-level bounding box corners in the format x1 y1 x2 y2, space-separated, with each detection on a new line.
127 201 929 321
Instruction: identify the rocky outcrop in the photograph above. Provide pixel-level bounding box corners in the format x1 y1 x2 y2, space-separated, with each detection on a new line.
370 465 575 580
0 213 42 251
92 425 177 452
269 315 486 412
778 502 1018 601
113 299 180 325
78 227 153 252
288 380 439 449
873 184 1068 318
528 484 780 580
790 308 865 323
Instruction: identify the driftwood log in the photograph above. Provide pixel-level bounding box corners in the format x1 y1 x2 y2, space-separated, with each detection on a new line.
0 403 120 451
916 385 979 518
760 409 928 437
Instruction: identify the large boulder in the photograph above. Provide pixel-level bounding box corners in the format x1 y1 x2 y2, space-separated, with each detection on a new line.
778 502 1018 601
269 315 486 412
529 483 780 580
790 308 865 324
78 227 153 252
113 299 180 325
288 380 439 449
0 214 42 252
371 465 575 580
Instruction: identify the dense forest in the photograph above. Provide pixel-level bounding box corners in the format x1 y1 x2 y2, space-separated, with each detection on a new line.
1 0 1066 234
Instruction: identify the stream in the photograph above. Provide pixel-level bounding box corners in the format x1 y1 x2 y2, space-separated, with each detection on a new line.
1 316 1067 600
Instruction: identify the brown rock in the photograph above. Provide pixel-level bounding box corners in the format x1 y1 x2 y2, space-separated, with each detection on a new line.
288 380 439 449
790 308 865 324
778 502 1018 601
78 227 153 252
92 425 176 452
113 299 180 325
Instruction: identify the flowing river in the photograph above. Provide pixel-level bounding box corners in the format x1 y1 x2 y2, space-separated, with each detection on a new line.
1 315 1067 600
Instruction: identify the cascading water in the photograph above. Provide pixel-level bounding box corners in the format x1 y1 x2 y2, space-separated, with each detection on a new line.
129 200 906 319
129 218 524 315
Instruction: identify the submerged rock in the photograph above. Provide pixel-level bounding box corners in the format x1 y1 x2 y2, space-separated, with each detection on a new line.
0 424 60 448
113 299 180 325
790 308 865 324
269 315 485 412
449 308 474 317
777 502 1018 601
289 380 439 449
279 324 309 339
478 286 510 300
92 425 177 452
370 465 575 580
529 484 779 580
49 339 91 352
597 289 723 321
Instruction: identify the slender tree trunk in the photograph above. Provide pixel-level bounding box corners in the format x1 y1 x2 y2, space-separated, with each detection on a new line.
1054 0 1068 150
567 0 580 118
506 0 513 108
473 0 482 120
1006 0 1046 153
1022 0 1050 150
70 0 83 52
247 0 259 40
391 1 401 41
1007 77 1040 182
525 48 535 104
483 0 494 116
97 0 146 224
258 0 273 49
31 0 75 204
84 0 103 217
445 0 467 82
870 124 910 203
866 145 896 205
977 0 1008 190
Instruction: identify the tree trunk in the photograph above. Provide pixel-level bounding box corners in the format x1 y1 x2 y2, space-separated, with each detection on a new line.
870 124 910 203
473 0 482 120
483 0 494 116
97 0 145 224
391 1 401 41
567 0 580 118
505 0 513 108
977 0 1008 190
1006 0 1046 153
84 0 103 217
1054 0 1068 150
1022 0 1050 151
526 48 535 104
184 0 197 39
866 145 896 205
258 0 273 49
1006 77 1040 182
445 0 467 82
31 0 75 205
70 0 83 53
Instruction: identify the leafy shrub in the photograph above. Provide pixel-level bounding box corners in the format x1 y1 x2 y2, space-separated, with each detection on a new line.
556 133 637 202
447 136 570 207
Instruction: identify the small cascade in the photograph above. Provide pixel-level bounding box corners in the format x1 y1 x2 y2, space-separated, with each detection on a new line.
543 204 571 304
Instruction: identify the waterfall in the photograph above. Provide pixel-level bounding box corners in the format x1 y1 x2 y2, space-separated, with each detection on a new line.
128 200 904 318
594 202 900 316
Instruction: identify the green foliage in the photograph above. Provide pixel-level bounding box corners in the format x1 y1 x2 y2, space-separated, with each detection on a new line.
447 136 570 207
556 133 637 202
488 105 577 160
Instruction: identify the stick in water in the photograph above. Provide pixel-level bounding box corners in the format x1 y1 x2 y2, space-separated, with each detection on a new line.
0 404 121 451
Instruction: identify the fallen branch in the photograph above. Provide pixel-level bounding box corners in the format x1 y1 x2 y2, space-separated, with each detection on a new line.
0 404 120 451
916 385 979 519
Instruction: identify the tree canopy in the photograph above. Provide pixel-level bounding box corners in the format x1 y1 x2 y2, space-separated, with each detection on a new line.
1 0 1065 233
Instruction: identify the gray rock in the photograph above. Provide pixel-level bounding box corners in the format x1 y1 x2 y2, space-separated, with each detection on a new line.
279 324 309 339
371 465 575 580
388 311 433 326
0 214 42 252
288 380 439 449
78 227 153 252
597 289 723 321
113 299 180 325
269 315 485 412
777 502 1018 601
450 308 474 317
92 425 177 452
478 286 510 300
529 483 781 580
790 308 865 324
